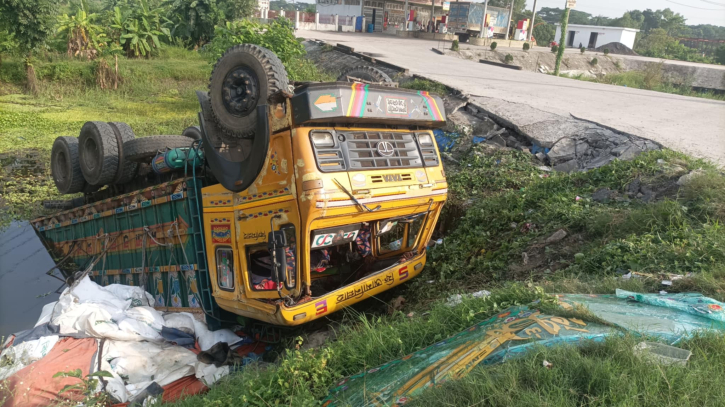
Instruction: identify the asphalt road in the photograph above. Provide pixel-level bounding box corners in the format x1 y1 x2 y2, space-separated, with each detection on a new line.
299 31 725 166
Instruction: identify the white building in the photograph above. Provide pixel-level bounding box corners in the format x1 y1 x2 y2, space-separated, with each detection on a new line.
258 0 270 16
316 0 363 20
555 24 639 49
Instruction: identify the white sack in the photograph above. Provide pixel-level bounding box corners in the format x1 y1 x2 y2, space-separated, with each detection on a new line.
192 318 242 351
0 335 60 380
162 313 196 336
194 362 230 386
104 284 155 308
123 307 166 331
34 301 58 327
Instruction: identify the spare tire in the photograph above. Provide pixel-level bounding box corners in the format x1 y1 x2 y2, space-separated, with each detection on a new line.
123 135 195 163
79 121 119 186
337 66 392 83
182 126 202 140
51 136 87 194
108 122 140 184
209 44 289 139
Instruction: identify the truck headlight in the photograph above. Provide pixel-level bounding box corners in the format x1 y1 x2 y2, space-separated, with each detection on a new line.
311 132 334 148
418 134 433 146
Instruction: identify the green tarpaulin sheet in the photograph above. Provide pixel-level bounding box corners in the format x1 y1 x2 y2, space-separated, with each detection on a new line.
323 292 725 406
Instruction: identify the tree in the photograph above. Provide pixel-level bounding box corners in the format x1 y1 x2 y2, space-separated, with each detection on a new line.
57 0 107 59
166 0 223 47
303 4 315 13
715 45 725 65
532 22 555 46
0 29 17 68
0 0 61 94
222 0 257 20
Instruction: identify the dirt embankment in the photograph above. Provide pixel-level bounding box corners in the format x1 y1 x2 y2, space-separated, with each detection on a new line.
442 47 725 90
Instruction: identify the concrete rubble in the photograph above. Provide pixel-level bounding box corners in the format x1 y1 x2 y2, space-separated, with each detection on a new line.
459 96 661 172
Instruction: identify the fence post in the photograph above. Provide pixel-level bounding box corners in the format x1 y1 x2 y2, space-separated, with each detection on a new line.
295 10 300 29
362 17 366 32
334 14 339 30
315 12 320 30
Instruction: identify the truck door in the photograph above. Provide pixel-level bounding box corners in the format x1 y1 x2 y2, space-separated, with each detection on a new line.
236 132 302 300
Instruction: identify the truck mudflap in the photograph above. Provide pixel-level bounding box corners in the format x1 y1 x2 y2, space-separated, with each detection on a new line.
276 252 427 325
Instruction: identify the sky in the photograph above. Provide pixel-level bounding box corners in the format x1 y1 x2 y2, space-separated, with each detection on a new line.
524 0 725 26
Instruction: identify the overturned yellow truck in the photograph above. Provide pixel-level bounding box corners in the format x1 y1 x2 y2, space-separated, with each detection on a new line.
33 45 448 329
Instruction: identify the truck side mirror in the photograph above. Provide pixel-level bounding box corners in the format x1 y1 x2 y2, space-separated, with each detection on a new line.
267 231 288 285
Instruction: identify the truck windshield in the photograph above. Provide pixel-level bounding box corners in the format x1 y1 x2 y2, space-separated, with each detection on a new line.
377 213 426 253
306 211 427 298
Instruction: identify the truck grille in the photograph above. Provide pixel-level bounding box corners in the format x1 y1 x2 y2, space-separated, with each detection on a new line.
346 132 422 169
310 131 437 173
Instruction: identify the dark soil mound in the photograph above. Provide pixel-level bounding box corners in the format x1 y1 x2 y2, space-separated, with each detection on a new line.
594 42 638 56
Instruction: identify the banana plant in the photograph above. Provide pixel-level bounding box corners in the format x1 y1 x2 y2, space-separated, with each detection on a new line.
111 0 170 57
56 0 107 59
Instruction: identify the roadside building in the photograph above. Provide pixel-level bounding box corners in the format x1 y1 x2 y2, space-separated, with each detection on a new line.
258 0 270 16
315 0 445 33
555 24 639 49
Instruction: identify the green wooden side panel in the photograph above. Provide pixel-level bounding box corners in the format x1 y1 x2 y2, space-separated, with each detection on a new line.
33 178 221 327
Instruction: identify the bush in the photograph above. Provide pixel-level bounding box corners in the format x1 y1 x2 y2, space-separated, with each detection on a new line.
451 39 459 51
551 45 558 53
206 18 304 65
523 42 530 51
580 46 586 54
504 54 513 64
490 41 497 51
590 57 598 66
604 48 610 56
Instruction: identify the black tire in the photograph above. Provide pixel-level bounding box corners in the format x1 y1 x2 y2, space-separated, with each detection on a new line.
108 122 140 184
123 135 195 163
337 66 392 83
209 44 289 139
182 126 202 140
51 136 87 194
79 122 119 186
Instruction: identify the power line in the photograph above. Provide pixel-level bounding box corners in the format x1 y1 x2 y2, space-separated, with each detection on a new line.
699 0 725 6
666 0 725 10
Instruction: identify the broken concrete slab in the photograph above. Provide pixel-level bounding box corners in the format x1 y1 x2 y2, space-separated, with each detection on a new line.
466 96 662 173
545 229 567 244
592 188 613 203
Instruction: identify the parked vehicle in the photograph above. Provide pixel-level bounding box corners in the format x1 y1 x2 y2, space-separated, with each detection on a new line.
33 46 448 329
447 1 511 42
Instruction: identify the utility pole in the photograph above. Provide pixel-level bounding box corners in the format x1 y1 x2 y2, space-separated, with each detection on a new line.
404 0 409 31
431 0 435 32
479 0 488 39
505 0 513 40
554 0 573 76
527 0 537 42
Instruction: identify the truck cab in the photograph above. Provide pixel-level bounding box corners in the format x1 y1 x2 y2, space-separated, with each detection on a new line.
201 81 447 326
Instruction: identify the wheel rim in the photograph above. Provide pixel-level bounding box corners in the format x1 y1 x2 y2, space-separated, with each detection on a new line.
221 66 259 117
84 138 99 170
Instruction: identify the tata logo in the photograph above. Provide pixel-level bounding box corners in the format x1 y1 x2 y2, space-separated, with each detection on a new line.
376 141 395 157
382 174 403 182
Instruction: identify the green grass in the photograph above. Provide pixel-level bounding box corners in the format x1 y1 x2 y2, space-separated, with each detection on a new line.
559 70 725 101
409 333 725 406
399 78 448 95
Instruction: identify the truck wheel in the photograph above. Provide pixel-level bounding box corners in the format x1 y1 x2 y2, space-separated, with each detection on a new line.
123 135 195 163
337 66 392 83
209 44 289 139
182 126 202 140
79 121 119 186
51 136 87 194
108 122 140 184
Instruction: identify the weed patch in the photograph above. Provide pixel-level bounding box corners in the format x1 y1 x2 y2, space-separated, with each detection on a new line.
408 333 725 407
